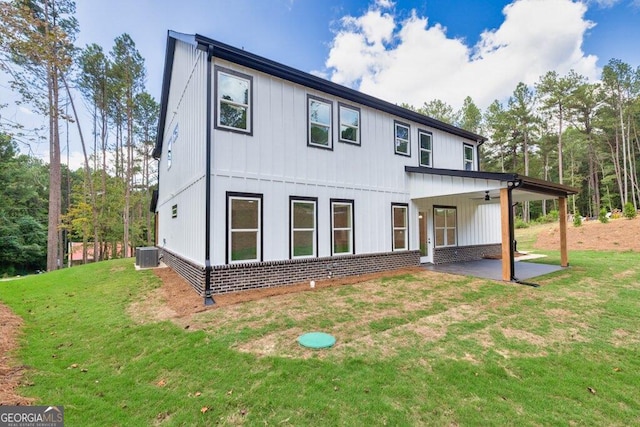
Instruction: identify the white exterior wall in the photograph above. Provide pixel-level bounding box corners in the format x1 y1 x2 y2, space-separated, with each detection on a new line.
209 59 481 265
156 40 208 265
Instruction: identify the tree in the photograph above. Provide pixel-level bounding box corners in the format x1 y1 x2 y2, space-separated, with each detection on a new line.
0 0 78 271
0 133 48 275
133 92 159 245
601 59 640 208
457 96 483 134
110 34 145 257
536 70 584 185
417 99 457 124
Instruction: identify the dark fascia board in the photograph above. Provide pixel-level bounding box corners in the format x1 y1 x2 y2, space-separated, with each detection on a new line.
152 31 197 159
405 166 579 197
192 33 486 141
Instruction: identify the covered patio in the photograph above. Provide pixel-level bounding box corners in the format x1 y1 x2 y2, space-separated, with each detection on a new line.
406 167 579 284
423 257 563 283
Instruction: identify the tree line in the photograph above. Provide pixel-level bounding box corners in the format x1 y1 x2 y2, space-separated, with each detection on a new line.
1 0 157 275
403 61 640 221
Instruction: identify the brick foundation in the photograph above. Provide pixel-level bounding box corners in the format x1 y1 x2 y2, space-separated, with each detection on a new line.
433 244 502 264
159 248 421 296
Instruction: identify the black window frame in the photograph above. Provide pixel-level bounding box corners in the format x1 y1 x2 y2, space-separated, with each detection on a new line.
418 129 433 168
463 143 475 171
307 94 334 151
214 66 254 135
289 196 319 259
394 120 411 157
330 198 355 256
338 102 361 146
391 203 409 251
433 205 457 248
226 191 263 264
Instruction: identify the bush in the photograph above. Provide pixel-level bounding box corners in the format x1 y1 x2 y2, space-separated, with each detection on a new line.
598 208 609 224
515 217 529 229
537 210 559 224
623 202 637 219
573 211 582 227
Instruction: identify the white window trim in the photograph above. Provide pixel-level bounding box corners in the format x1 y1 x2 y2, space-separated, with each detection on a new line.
331 200 354 255
338 103 361 145
419 130 433 168
434 207 457 248
392 204 408 251
308 95 333 150
228 195 261 264
215 67 252 134
394 121 411 156
464 143 475 171
291 198 317 259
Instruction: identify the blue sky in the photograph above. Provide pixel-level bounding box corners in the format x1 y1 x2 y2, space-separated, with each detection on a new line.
2 0 639 166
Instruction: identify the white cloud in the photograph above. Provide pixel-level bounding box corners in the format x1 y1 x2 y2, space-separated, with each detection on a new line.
325 0 600 110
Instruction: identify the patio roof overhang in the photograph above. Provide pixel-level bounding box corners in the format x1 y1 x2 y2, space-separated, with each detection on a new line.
405 166 579 285
404 166 579 199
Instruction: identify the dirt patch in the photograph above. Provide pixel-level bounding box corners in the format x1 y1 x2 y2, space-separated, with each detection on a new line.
0 302 34 405
534 217 640 251
146 266 425 320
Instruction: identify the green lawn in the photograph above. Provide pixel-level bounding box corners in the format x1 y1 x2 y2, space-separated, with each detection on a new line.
1 249 639 425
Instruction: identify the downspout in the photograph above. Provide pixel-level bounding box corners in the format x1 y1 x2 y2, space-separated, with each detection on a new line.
476 138 485 171
507 178 540 288
203 45 215 305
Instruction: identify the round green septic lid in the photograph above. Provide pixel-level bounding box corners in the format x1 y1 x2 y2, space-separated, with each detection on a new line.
298 332 336 349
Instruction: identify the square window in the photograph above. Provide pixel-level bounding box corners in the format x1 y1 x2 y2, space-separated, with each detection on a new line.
339 103 360 145
215 67 252 134
395 121 410 156
308 95 333 149
434 207 457 247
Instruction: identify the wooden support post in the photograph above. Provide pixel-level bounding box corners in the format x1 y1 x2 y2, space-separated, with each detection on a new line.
500 188 511 281
559 197 569 267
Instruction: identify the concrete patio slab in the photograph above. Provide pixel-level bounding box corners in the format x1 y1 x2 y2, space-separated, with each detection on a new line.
423 258 564 282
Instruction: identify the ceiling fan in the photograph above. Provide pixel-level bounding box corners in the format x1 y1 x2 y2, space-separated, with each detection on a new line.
471 190 492 201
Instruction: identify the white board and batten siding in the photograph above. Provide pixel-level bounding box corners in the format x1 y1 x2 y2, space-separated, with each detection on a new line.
156 39 208 265
209 58 481 265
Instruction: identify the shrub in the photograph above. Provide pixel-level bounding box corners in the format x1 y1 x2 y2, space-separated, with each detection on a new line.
623 202 637 219
598 208 609 224
537 210 559 224
573 211 582 227
515 217 529 229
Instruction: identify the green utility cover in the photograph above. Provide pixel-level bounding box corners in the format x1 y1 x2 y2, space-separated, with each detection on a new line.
297 332 336 349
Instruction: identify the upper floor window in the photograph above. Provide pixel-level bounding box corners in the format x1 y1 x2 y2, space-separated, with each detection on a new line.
308 95 333 150
418 130 432 167
227 192 262 263
339 103 360 145
434 207 457 248
290 197 317 259
394 121 410 156
331 199 354 255
392 203 408 251
215 67 252 134
464 143 475 171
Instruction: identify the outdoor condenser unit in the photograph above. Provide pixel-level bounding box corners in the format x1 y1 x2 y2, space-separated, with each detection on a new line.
136 246 159 268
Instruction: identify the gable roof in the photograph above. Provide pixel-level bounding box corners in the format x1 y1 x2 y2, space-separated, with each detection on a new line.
153 31 487 159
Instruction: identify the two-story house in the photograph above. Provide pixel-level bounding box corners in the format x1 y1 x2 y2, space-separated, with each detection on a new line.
152 31 577 304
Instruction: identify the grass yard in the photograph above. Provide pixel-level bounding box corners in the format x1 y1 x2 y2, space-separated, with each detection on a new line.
1 247 640 425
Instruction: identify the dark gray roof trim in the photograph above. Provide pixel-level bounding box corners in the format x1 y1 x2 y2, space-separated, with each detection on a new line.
405 166 579 197
153 31 486 159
